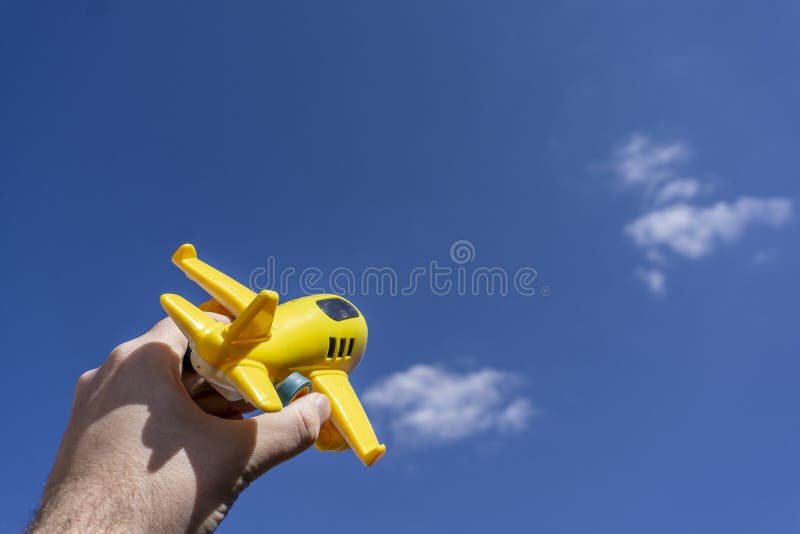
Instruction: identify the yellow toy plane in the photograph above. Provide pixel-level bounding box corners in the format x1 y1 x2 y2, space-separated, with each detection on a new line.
160 244 386 466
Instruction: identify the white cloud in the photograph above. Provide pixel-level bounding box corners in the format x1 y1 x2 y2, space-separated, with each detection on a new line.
636 268 666 295
613 134 689 188
606 133 793 294
625 197 792 259
653 178 701 205
363 365 535 445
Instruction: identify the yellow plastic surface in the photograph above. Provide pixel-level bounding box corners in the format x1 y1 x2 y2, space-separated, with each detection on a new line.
308 370 387 466
160 243 386 466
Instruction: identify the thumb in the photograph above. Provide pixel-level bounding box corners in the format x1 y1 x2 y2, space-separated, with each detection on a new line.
246 393 331 476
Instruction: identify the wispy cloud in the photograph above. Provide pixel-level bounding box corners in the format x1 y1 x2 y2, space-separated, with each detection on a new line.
609 134 793 294
636 267 666 296
363 364 535 446
625 197 792 259
613 133 689 189
653 178 701 205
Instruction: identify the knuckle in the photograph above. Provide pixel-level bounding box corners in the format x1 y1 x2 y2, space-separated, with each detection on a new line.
141 323 187 360
107 341 134 365
73 368 98 401
77 369 96 385
101 341 139 375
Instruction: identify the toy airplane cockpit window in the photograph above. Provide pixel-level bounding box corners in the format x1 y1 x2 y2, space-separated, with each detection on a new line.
160 244 386 466
316 298 360 321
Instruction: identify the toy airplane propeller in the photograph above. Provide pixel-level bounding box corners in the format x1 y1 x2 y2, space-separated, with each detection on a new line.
160 244 386 466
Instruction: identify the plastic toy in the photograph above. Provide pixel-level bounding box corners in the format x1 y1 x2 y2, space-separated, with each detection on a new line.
160 244 386 466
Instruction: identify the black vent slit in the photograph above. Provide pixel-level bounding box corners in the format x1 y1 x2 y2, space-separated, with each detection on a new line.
347 338 355 356
338 338 346 358
327 337 336 359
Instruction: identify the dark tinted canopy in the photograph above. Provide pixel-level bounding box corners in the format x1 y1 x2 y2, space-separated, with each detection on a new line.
316 298 360 321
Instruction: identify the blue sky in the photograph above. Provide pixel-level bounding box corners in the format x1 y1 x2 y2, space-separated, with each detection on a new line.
2 1 799 532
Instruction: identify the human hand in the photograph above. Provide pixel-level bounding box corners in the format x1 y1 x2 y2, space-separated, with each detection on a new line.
30 316 331 533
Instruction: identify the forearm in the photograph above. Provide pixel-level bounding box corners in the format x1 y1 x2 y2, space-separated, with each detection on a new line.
30 472 179 533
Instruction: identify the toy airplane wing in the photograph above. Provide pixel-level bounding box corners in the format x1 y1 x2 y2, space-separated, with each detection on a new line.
309 370 386 466
172 243 256 317
227 360 283 412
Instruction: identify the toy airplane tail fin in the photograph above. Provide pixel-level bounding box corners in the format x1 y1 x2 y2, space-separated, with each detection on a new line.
160 293 217 346
224 290 279 345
